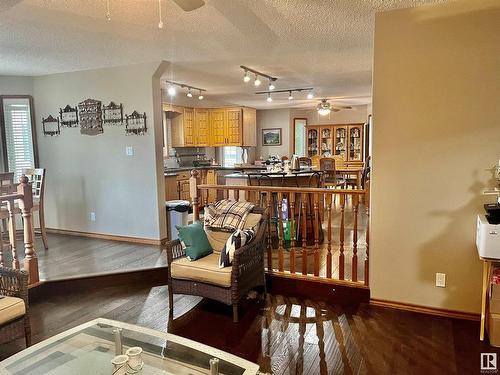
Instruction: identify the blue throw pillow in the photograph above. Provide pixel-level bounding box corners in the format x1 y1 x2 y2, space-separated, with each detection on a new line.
176 221 212 261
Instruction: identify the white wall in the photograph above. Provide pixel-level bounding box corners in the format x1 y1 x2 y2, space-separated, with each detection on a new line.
255 108 291 159
371 0 500 313
33 62 166 240
0 76 33 96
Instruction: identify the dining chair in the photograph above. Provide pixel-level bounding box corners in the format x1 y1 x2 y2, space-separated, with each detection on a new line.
298 157 312 168
0 173 15 267
319 158 345 189
21 168 48 249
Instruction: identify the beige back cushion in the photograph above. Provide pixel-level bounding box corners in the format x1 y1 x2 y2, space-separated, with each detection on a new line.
206 213 262 254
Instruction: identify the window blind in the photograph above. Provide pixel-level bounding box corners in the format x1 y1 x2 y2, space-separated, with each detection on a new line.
2 98 35 180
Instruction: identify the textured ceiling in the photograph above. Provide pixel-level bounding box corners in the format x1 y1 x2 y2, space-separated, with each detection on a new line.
0 0 452 108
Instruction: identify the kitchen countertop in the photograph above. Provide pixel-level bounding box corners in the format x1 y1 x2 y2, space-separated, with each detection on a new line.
164 165 265 176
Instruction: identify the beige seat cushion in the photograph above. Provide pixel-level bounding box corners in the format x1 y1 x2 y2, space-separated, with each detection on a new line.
206 213 262 254
171 253 231 287
0 296 25 325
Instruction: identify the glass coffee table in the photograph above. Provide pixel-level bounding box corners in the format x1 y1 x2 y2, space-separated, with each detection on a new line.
0 318 260 375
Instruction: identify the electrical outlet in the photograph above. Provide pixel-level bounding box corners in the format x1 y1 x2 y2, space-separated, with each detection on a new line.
436 273 446 287
126 146 134 156
90 212 96 222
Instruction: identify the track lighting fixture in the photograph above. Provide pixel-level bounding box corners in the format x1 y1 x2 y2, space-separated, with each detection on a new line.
240 66 277 89
165 80 206 99
266 93 273 103
243 70 250 83
158 0 164 29
255 87 314 101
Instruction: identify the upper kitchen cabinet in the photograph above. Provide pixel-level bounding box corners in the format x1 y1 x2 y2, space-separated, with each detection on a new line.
194 108 210 146
166 104 256 147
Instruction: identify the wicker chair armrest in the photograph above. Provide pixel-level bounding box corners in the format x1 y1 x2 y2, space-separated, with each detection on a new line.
232 217 268 277
0 266 29 308
165 239 186 266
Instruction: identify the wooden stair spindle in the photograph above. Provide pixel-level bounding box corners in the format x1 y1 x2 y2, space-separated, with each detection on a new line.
17 175 38 285
364 180 370 286
189 170 200 221
277 192 284 272
289 192 296 274
326 193 333 279
313 193 320 277
352 194 359 282
233 188 239 202
266 190 273 271
7 199 19 270
301 193 308 275
339 194 346 280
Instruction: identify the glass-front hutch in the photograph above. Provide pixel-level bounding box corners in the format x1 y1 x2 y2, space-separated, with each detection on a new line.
306 123 364 161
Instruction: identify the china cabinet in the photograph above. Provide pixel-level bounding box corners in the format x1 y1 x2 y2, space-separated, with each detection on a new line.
306 123 364 161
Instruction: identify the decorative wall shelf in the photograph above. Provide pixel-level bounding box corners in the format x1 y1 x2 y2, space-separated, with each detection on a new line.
103 101 123 125
125 111 147 135
42 115 60 136
78 98 103 136
59 105 79 127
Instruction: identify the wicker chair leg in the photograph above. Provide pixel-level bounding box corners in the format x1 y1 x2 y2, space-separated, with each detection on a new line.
232 303 239 323
168 286 173 313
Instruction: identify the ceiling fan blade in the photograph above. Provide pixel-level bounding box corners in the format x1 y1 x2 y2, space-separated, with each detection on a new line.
172 0 205 12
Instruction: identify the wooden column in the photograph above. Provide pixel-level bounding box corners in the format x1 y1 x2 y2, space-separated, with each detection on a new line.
189 170 200 221
17 176 38 285
364 180 370 286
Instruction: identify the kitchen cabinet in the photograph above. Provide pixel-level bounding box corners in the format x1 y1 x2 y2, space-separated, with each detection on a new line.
164 175 178 201
194 108 210 146
306 123 364 161
165 104 256 147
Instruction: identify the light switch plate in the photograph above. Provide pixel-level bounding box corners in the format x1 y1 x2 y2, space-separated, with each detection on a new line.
436 273 446 287
126 146 134 156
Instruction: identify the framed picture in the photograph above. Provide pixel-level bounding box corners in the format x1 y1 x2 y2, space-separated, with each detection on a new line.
262 128 281 146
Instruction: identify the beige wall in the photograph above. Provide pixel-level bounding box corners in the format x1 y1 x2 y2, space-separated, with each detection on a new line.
371 0 500 313
256 108 291 159
33 62 166 240
0 76 33 96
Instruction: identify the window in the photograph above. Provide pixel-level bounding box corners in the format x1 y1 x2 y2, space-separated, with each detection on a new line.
0 96 37 180
222 146 242 167
293 118 307 156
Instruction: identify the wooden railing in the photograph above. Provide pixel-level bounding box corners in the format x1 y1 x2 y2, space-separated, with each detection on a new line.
190 171 370 287
0 175 38 285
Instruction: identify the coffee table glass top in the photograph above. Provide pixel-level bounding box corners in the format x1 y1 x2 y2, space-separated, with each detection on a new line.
0 318 259 375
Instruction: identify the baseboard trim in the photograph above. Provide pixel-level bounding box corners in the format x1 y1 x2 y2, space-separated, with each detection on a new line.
370 298 480 321
46 228 167 246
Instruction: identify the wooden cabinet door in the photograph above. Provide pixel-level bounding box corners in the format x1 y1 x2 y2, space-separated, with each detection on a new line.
347 124 363 161
210 109 226 146
183 107 195 146
225 108 242 146
194 108 210 146
179 180 191 201
333 125 348 161
306 127 319 157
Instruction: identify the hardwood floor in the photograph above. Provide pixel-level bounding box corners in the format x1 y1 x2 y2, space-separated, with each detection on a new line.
1 281 497 374
0 233 166 281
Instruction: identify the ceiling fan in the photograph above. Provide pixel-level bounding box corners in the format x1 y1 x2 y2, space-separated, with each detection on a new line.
316 99 352 116
172 0 205 12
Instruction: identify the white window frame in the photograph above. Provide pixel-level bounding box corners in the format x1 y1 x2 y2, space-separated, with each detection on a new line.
222 146 243 167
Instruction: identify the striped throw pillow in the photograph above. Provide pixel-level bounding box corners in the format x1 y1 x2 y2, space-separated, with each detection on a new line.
219 228 255 268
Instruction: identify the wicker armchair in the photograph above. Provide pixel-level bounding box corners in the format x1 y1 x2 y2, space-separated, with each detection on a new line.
0 267 31 347
166 208 267 323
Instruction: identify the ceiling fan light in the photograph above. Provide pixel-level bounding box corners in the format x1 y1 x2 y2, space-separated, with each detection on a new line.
318 108 331 116
307 92 314 99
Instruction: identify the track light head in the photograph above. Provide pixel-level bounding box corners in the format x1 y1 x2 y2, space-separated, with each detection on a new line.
167 86 176 96
243 70 250 83
198 90 204 100
254 75 261 86
266 93 273 103
269 79 275 91
187 89 193 98
288 91 293 100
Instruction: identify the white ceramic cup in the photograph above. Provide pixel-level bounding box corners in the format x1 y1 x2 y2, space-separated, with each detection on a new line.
111 354 129 375
125 346 143 370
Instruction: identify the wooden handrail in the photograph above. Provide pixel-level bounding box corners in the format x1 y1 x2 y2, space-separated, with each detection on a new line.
197 184 366 195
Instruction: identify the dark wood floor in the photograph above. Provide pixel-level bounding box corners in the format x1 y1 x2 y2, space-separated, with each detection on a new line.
1 281 498 374
1 233 166 281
